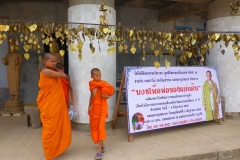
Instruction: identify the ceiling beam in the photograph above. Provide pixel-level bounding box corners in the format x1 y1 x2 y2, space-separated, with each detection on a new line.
159 2 207 22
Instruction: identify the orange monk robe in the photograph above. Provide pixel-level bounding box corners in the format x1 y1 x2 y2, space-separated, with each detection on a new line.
89 80 115 144
59 78 69 105
37 72 72 160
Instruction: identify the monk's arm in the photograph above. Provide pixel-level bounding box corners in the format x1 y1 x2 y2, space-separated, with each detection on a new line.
55 68 64 73
42 68 69 80
88 88 97 115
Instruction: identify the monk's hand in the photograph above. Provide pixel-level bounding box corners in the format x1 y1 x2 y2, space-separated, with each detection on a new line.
102 92 110 99
88 106 91 116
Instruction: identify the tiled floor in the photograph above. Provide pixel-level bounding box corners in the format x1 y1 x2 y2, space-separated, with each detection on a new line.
1 105 240 160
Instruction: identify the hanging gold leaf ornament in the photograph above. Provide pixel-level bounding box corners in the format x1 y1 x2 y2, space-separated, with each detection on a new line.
89 42 95 54
154 50 159 56
191 38 196 45
107 47 116 54
78 53 82 60
64 28 69 35
150 44 155 50
60 50 65 56
186 51 192 58
225 41 229 47
78 24 84 31
23 45 30 52
24 53 30 60
0 25 10 32
28 24 37 32
103 28 109 34
118 44 123 53
70 45 78 53
165 59 171 68
129 29 134 37
154 61 160 68
232 43 238 51
55 31 62 39
234 52 240 60
2 34 6 40
214 33 220 40
42 37 50 45
208 42 213 48
130 46 136 54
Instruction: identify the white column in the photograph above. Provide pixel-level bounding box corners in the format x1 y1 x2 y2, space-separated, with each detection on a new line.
68 3 116 123
207 0 240 112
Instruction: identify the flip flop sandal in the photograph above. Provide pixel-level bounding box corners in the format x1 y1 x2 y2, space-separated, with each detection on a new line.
95 153 103 160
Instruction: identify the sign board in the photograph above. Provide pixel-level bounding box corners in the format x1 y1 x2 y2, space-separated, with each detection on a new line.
125 66 222 134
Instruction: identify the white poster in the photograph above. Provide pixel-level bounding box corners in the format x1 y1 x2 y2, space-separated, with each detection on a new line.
0 37 8 88
125 66 222 134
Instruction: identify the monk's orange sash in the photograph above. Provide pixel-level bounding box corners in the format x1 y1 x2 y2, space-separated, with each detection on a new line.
37 72 72 159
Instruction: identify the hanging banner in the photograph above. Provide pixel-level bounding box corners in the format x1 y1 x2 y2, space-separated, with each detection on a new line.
125 66 222 134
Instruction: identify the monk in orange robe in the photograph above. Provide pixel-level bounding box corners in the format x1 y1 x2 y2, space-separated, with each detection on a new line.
37 53 72 160
88 68 115 160
56 63 73 106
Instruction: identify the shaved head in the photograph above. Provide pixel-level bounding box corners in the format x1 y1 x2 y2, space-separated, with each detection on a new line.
43 52 55 60
91 68 100 75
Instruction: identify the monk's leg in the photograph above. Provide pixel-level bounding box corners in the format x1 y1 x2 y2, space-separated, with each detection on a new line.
95 140 104 159
99 116 106 141
98 140 103 153
90 116 100 144
98 116 106 153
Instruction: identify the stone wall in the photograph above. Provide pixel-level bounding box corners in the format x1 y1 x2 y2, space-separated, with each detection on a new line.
0 2 68 21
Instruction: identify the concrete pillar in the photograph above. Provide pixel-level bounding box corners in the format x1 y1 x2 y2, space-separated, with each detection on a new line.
68 0 116 126
206 0 240 113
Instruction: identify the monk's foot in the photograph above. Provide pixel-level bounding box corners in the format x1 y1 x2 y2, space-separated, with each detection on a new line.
95 153 103 160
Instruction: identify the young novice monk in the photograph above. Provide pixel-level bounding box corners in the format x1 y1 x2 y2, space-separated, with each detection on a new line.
88 68 115 160
37 53 72 160
56 63 73 106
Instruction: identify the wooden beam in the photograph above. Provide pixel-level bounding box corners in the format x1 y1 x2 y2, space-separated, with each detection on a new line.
159 2 207 22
